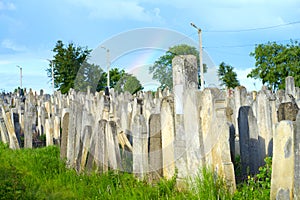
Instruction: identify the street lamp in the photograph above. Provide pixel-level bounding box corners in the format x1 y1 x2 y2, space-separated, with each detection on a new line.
46 59 55 94
101 46 110 89
190 22 204 91
16 65 22 89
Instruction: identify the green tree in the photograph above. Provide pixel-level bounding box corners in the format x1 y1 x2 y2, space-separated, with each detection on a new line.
247 40 300 91
74 61 103 93
46 40 91 94
96 68 125 91
218 62 240 89
114 73 143 94
149 44 207 89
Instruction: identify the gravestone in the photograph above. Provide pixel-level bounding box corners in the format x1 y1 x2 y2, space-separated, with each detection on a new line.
294 112 300 199
148 114 163 181
172 55 198 182
238 106 263 176
45 119 53 146
60 108 70 159
271 120 295 200
234 86 248 156
1 107 19 149
277 102 299 121
286 76 296 97
160 96 175 179
132 114 148 179
256 90 273 157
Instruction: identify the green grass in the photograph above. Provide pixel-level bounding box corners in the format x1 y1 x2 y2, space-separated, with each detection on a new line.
0 143 271 200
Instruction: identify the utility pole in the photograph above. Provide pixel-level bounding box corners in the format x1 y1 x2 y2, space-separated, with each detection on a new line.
16 65 22 89
101 46 110 88
190 22 204 91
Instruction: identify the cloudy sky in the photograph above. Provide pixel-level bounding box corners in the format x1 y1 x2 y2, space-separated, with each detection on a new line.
0 0 300 93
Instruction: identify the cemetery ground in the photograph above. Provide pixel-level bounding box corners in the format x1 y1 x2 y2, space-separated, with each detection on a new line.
0 142 271 200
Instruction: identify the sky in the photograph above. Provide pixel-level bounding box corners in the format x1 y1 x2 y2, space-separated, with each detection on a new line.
0 0 300 93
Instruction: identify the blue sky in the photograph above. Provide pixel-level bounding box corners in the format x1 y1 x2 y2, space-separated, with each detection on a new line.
0 0 300 93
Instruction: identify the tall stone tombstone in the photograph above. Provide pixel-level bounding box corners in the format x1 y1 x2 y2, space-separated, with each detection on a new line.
286 76 296 97
234 86 248 155
295 112 300 199
172 55 198 182
0 117 9 144
1 106 19 149
132 113 148 179
238 106 264 176
106 121 121 170
148 114 163 182
78 109 94 171
183 88 202 178
256 90 273 157
45 118 54 146
60 108 70 159
271 120 295 200
160 96 175 180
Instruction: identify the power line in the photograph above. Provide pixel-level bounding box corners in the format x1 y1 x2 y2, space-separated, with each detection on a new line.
204 38 300 49
203 20 300 33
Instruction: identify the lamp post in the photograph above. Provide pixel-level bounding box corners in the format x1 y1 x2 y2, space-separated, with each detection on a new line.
16 65 22 89
190 22 204 91
101 46 110 89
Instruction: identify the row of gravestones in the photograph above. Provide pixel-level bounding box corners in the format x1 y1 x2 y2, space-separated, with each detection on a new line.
0 56 299 197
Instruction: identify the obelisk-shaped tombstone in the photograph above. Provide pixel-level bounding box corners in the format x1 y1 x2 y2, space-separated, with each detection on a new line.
172 55 198 180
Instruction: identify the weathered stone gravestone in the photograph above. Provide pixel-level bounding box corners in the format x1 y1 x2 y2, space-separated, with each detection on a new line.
271 120 296 200
148 114 163 182
238 106 264 176
277 101 299 122
160 96 175 180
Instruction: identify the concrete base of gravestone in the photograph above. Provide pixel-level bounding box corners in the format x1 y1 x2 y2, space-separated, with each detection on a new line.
270 120 295 200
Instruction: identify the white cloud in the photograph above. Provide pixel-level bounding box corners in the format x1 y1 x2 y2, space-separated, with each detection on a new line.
1 39 27 52
0 1 15 10
68 0 162 22
236 68 262 91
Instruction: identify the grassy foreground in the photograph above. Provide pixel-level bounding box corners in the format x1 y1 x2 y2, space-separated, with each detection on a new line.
0 143 270 200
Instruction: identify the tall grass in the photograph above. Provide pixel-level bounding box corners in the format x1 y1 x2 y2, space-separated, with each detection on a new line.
189 167 233 200
0 143 271 199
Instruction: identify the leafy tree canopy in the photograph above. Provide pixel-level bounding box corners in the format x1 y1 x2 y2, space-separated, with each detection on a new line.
247 40 300 91
218 62 240 89
114 73 144 94
149 44 207 89
46 40 91 94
